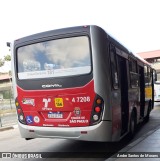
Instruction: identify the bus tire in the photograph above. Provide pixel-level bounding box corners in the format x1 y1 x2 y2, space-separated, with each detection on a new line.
129 111 136 138
145 101 151 122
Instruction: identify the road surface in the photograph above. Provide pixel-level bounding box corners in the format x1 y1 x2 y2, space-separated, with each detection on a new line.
0 103 160 161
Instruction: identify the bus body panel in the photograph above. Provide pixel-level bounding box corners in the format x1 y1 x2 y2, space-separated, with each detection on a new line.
90 26 112 121
16 80 96 127
11 41 18 99
18 120 112 142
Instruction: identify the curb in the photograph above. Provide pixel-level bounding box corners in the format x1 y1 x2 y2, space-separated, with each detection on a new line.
0 124 18 132
105 125 160 161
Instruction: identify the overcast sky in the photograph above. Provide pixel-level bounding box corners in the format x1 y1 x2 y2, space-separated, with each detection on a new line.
0 0 160 71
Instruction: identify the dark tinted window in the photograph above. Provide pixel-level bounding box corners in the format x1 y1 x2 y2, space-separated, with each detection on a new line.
129 58 139 88
110 45 119 89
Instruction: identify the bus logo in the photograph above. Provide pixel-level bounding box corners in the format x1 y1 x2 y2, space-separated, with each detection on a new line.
42 84 62 88
2 153 11 158
43 98 51 108
74 107 81 116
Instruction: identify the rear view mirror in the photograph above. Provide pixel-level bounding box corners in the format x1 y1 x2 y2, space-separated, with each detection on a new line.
6 42 11 47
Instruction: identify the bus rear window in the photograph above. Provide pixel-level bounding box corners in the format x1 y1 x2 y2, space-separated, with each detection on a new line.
17 36 91 80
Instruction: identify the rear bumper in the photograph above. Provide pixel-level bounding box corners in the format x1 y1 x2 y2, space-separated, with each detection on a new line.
18 121 112 142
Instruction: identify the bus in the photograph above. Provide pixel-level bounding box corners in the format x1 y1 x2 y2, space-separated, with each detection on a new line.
154 81 160 102
11 25 155 142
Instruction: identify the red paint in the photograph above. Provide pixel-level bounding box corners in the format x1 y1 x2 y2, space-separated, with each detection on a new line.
17 80 95 127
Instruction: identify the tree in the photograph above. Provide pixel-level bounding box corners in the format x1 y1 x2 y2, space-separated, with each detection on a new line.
0 58 5 67
4 55 11 62
0 54 11 69
0 54 11 73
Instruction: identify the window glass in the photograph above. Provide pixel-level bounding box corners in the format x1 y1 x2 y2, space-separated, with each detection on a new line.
17 36 91 79
129 58 139 88
129 59 137 73
144 66 147 76
144 66 152 86
110 45 118 89
131 73 139 88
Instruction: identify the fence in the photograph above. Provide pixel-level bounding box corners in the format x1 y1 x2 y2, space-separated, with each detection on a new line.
0 95 17 127
0 79 17 127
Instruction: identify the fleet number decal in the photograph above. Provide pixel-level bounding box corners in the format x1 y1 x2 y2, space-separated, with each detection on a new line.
72 96 90 103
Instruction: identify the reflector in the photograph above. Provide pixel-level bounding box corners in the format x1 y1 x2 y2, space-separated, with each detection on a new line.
81 131 87 134
19 115 24 121
96 99 102 104
15 102 19 106
17 108 21 114
93 114 98 121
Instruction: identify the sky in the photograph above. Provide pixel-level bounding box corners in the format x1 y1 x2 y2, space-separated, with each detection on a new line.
0 0 160 71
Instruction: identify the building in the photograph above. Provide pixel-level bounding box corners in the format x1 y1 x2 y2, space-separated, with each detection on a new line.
138 50 160 81
137 50 160 73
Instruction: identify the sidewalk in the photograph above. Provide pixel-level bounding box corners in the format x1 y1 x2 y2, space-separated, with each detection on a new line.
106 125 160 161
0 124 17 131
0 113 17 131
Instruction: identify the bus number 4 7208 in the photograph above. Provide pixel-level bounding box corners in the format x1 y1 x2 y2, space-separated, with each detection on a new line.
72 97 90 103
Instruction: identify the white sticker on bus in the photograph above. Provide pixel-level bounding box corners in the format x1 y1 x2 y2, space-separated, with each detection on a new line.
43 98 51 108
70 119 88 123
18 66 91 79
34 116 40 123
70 116 88 123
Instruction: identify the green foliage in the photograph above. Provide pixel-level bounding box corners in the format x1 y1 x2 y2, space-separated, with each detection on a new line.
0 54 11 68
4 55 11 61
0 58 5 67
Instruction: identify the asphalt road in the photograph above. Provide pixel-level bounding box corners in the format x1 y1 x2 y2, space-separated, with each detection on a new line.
0 103 160 161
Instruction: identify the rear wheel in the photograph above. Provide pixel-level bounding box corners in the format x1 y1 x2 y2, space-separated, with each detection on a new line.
145 101 151 122
129 111 136 138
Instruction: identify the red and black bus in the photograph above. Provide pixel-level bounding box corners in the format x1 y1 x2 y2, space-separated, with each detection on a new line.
11 25 154 141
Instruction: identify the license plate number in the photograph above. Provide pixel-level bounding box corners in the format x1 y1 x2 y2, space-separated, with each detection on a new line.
48 112 63 118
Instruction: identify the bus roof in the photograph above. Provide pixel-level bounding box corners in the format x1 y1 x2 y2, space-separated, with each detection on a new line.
14 25 91 44
14 25 152 68
105 29 152 68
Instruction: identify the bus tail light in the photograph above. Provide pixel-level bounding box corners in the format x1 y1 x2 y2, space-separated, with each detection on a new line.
90 95 104 125
93 114 99 121
17 108 22 114
95 106 101 113
15 98 26 125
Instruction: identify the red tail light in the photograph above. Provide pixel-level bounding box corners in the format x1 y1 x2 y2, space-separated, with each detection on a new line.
15 98 26 125
95 106 101 113
90 95 104 125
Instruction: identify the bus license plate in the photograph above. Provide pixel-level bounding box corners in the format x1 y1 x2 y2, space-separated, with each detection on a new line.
48 112 63 118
